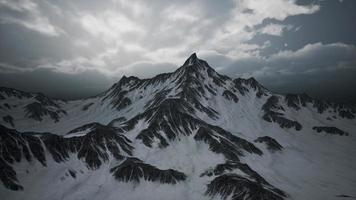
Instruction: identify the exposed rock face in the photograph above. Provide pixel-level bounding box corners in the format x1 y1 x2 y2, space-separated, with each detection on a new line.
82 102 94 111
201 161 271 183
21 93 67 122
285 93 355 119
2 115 14 127
2 103 11 110
127 99 199 148
262 96 302 131
254 136 283 151
206 174 286 200
194 126 262 161
285 93 312 110
233 77 268 98
174 55 222 119
0 87 33 99
201 161 287 200
222 90 239 103
1 53 356 200
110 157 186 184
117 96 262 162
0 124 133 189
312 126 349 136
103 90 132 111
0 157 23 191
0 125 45 190
49 123 133 168
24 102 66 122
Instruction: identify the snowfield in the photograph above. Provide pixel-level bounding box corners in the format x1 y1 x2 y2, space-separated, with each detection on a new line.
1 53 356 200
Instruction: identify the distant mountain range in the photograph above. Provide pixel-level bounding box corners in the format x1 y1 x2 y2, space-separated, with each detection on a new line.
1 53 356 200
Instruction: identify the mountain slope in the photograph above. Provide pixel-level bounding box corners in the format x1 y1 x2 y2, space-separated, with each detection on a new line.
1 53 356 200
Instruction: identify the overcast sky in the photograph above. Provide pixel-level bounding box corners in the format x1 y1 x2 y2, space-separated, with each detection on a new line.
0 0 355 103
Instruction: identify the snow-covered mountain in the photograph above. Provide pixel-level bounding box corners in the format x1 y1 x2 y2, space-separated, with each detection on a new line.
1 53 356 200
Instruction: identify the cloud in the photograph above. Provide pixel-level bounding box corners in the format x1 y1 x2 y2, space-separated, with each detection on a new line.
163 5 200 23
240 0 319 21
9 0 356 102
204 0 319 58
0 0 321 77
0 67 114 99
267 42 356 74
210 42 356 102
114 61 177 78
0 0 64 36
217 42 356 77
78 11 145 44
258 24 292 36
0 62 31 73
203 42 356 103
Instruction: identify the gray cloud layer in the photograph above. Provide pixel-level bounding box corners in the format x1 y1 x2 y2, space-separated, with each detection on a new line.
0 0 355 103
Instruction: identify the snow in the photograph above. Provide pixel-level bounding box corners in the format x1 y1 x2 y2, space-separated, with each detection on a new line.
1 56 356 200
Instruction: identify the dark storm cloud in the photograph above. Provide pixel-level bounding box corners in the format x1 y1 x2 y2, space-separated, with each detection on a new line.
260 68 356 104
205 43 356 77
0 68 114 100
213 42 356 103
0 0 355 103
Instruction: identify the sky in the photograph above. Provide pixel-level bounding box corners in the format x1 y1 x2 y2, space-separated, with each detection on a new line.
0 0 355 103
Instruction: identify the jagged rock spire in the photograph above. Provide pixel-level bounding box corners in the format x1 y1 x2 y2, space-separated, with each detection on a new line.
179 52 214 74
183 52 199 66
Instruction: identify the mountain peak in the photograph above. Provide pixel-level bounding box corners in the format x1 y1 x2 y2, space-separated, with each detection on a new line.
174 53 230 88
118 75 141 85
180 52 214 73
189 52 197 59
183 52 199 66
